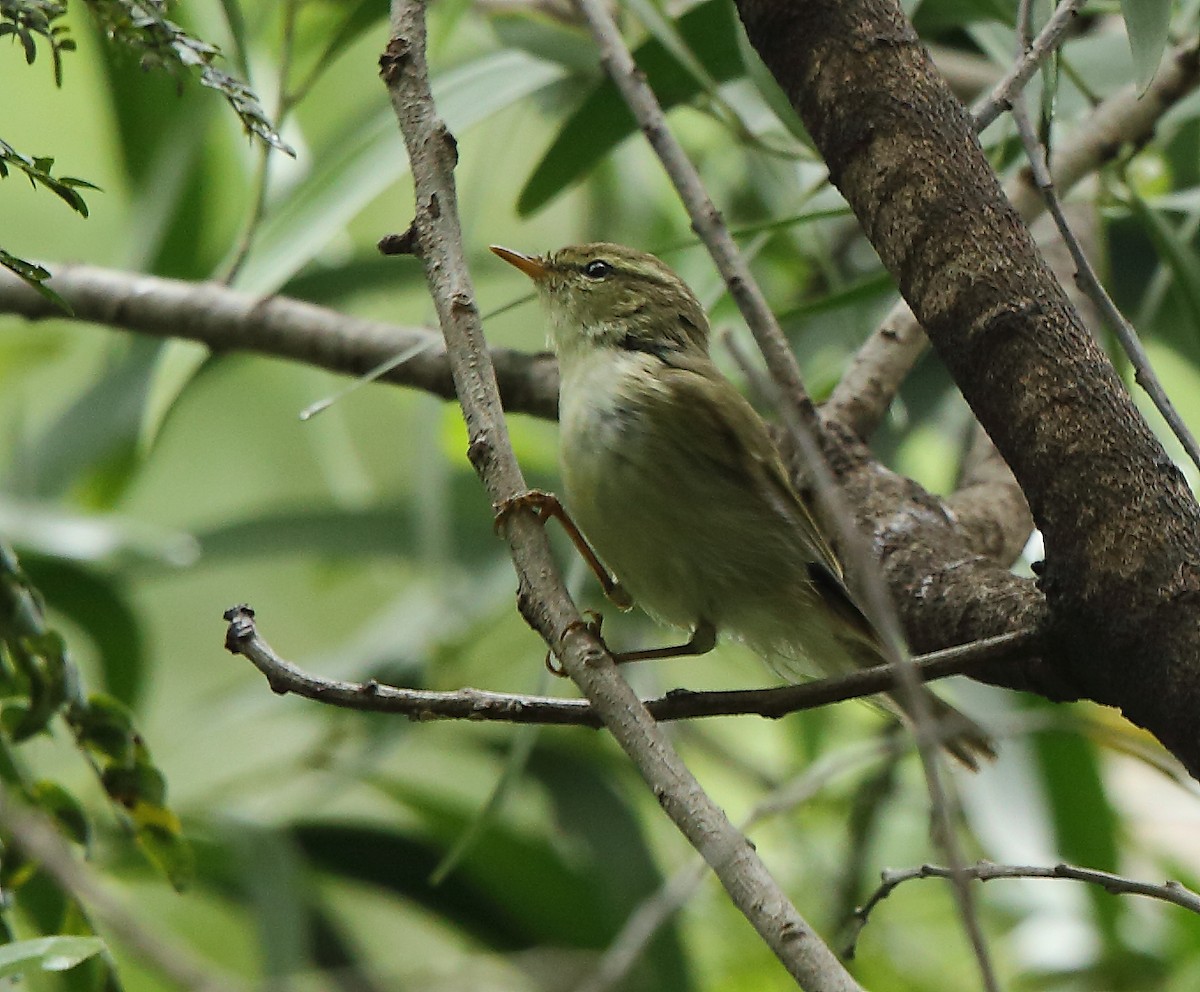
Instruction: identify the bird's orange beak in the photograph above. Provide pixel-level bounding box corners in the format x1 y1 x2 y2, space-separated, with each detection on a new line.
490 245 548 281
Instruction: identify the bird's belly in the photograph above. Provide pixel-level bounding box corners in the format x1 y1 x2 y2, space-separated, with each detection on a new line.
559 368 792 632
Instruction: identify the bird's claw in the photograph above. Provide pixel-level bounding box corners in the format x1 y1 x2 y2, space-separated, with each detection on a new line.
546 610 605 677
493 489 559 536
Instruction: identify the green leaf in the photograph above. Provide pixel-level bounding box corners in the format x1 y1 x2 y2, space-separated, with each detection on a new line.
910 0 1011 35
85 0 292 153
778 270 895 321
489 13 598 72
29 781 92 847
137 340 212 455
5 627 70 742
215 0 249 76
0 250 70 311
291 0 387 101
518 0 745 216
0 500 200 570
1034 723 1121 943
19 557 147 708
172 483 497 571
0 138 97 216
1126 187 1200 338
70 692 135 763
135 814 194 892
734 20 809 145
429 721 541 885
66 692 193 889
0 0 72 84
11 337 159 504
0 936 105 978
234 49 566 293
1120 0 1172 92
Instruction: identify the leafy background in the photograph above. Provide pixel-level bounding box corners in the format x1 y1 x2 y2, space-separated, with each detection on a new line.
2 0 1200 989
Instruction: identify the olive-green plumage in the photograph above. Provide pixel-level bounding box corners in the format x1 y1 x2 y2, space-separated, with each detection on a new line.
492 242 993 768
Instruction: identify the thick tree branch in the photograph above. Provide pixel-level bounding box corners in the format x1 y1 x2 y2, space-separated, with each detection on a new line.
735 0 1200 775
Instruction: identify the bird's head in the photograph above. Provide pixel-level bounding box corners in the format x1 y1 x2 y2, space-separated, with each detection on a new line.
490 242 709 361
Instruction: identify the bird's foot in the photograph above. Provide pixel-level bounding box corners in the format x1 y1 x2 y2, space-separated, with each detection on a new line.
546 609 606 677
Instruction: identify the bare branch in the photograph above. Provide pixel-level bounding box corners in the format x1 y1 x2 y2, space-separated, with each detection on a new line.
223 604 1039 725
0 264 559 420
847 860 1200 956
573 742 898 992
975 0 1087 131
1011 98 1200 473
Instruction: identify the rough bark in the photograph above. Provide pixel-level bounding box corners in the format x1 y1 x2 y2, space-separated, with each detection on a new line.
736 0 1200 776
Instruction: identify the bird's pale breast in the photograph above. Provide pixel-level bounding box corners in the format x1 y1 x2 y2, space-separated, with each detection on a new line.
556 349 820 650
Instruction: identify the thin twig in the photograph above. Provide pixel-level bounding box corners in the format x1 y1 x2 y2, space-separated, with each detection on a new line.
1011 98 1200 473
846 860 1200 957
219 0 301 285
975 0 1087 131
224 605 1040 726
0 798 244 992
379 3 865 987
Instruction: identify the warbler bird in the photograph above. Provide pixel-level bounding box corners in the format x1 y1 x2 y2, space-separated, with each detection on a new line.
491 242 993 768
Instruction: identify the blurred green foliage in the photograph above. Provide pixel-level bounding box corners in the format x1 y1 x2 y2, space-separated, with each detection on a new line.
2 0 1200 989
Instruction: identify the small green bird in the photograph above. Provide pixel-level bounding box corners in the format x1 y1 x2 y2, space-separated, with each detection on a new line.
492 242 994 768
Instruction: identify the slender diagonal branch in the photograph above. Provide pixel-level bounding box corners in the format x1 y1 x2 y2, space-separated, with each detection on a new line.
1011 98 1200 472
378 2 864 987
974 0 1087 131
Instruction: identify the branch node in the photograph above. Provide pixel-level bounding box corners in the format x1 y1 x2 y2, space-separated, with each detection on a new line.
378 222 420 256
466 431 493 470
222 603 256 655
378 36 411 84
437 124 459 167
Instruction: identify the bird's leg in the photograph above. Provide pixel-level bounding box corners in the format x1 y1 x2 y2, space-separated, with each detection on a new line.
547 615 717 677
494 489 633 609
611 620 717 665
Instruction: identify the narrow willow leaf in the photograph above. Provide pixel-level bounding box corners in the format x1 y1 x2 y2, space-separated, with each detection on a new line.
1121 0 1172 92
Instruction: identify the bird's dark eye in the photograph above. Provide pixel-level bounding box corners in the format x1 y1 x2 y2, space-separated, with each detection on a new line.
583 259 612 280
